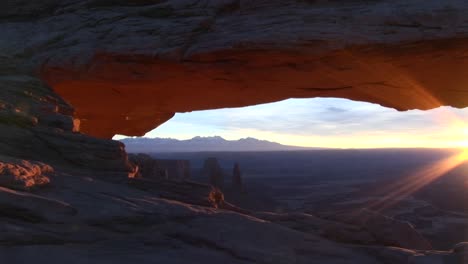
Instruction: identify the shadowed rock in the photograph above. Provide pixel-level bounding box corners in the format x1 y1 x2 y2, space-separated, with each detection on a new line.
0 186 76 223
129 153 191 180
0 73 135 178
232 162 243 192
203 157 224 189
1 1 468 263
326 209 433 250
128 153 160 179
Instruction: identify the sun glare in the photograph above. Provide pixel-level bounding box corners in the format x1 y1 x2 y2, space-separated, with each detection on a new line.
458 149 468 161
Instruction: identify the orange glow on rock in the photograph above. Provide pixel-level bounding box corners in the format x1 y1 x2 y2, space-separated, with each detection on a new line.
42 39 468 139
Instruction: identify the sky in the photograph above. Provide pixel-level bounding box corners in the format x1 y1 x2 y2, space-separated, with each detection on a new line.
114 98 468 149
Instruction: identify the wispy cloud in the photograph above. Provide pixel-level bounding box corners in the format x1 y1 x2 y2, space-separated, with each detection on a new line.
118 98 468 148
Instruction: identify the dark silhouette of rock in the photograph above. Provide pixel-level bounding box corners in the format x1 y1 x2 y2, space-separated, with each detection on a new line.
129 154 191 181
156 159 191 181
232 162 243 192
128 153 161 179
203 157 224 189
129 177 218 208
0 74 135 180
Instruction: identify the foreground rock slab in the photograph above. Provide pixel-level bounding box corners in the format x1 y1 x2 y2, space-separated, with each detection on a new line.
0 161 465 263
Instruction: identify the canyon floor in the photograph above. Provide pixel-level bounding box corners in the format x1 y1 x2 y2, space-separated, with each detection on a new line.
3 149 455 263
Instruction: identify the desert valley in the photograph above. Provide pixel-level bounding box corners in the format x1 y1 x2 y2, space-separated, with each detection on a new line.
2 0 468 263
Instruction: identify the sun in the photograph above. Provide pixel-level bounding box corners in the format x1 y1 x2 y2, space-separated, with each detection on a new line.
454 125 468 159
457 148 468 161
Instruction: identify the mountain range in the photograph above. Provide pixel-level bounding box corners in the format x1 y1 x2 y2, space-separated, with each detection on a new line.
120 136 316 153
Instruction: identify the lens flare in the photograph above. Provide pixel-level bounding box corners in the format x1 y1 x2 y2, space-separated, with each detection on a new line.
362 148 467 213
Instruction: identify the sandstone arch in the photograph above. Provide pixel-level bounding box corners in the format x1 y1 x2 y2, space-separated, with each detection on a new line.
1 0 468 139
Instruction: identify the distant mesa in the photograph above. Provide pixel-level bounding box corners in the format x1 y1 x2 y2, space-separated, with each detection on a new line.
120 136 318 153
128 153 190 181
232 162 244 192
202 157 224 189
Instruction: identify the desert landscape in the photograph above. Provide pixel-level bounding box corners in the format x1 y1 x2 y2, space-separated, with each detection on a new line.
151 148 468 250
2 0 468 263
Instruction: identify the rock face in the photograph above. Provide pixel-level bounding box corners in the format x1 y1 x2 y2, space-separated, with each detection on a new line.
0 1 468 138
2 2 468 263
326 209 433 250
0 156 53 190
0 58 134 178
253 211 430 250
157 159 191 181
0 164 459 264
232 162 243 192
203 157 224 189
129 153 191 180
128 153 160 179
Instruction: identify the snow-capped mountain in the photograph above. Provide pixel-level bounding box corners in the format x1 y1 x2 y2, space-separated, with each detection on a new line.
120 136 315 153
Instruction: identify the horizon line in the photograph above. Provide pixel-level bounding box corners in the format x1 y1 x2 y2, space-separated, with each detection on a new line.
117 135 467 151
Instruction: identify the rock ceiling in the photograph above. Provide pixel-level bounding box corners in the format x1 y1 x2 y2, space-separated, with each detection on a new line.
2 0 468 138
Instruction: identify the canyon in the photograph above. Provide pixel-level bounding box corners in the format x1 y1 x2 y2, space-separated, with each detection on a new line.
1 0 468 263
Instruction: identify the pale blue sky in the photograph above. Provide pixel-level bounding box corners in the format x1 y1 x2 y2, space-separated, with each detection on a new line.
115 98 468 148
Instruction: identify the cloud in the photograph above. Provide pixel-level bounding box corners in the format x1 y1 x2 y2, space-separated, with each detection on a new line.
326 106 347 113
139 98 468 148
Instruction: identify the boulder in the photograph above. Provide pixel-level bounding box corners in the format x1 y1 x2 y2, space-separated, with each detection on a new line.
0 156 52 190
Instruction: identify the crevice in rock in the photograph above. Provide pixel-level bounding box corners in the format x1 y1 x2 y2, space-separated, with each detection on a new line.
0 205 45 223
166 233 256 262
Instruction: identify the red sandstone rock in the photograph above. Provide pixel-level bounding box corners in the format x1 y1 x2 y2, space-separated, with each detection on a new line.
0 157 52 190
0 1 468 137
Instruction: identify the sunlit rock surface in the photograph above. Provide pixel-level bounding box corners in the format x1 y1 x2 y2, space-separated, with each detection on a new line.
0 156 53 190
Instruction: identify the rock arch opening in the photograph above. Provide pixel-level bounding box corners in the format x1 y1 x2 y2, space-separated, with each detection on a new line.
4 0 468 261
116 98 468 150
117 98 468 252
